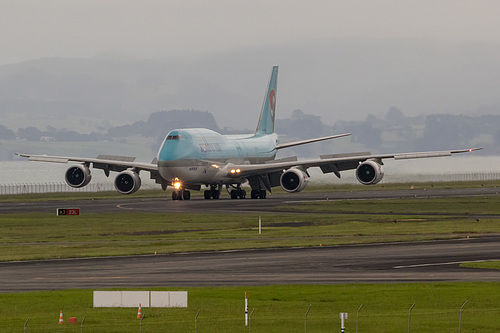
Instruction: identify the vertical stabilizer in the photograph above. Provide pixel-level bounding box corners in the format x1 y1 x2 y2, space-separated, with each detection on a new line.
255 65 279 135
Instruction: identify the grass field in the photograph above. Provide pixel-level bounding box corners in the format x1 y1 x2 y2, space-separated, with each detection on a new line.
1 182 499 331
1 185 500 261
0 283 499 332
460 260 500 270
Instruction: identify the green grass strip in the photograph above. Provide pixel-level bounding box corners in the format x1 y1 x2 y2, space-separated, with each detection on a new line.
0 211 498 261
460 261 500 270
0 283 498 332
1 195 500 261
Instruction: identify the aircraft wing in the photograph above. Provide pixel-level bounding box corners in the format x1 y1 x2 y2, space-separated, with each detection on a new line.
15 153 158 174
224 148 483 190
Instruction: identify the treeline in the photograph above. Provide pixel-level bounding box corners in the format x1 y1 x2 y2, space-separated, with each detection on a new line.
2 126 106 142
1 110 221 153
2 108 498 155
277 108 498 154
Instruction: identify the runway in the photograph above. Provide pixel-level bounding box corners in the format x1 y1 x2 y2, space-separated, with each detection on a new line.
1 187 499 293
1 186 499 214
1 236 499 292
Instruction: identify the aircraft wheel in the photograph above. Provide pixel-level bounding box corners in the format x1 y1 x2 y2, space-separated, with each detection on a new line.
231 190 238 199
240 189 246 199
182 190 191 200
204 190 211 199
251 190 259 199
259 190 267 199
172 191 180 200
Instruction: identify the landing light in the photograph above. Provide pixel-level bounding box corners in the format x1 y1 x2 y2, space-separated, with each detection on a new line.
230 169 241 174
173 178 182 190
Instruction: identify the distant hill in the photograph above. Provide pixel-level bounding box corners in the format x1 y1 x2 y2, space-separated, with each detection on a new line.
2 40 500 160
2 38 500 133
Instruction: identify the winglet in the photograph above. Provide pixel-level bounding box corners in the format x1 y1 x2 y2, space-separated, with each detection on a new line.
255 66 279 135
451 147 483 154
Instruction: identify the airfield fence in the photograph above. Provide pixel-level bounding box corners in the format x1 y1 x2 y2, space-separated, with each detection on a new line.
384 171 500 183
1 172 500 195
0 182 114 195
18 300 492 332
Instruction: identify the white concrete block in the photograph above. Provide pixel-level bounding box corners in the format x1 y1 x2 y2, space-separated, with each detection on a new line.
150 291 170 307
93 290 186 308
93 291 122 307
121 291 150 308
169 291 188 307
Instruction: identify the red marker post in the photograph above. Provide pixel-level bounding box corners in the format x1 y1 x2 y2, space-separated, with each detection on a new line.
57 208 80 216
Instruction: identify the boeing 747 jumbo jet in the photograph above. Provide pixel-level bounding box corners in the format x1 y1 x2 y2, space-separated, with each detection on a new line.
17 66 481 200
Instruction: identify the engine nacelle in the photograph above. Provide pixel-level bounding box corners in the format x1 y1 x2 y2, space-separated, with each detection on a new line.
65 165 92 188
356 160 384 185
114 170 141 195
280 168 309 193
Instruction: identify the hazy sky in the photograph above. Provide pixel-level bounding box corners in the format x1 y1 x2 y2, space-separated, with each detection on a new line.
2 0 500 67
2 0 500 129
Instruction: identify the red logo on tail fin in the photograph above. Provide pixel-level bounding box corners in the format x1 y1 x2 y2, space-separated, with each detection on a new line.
269 89 276 118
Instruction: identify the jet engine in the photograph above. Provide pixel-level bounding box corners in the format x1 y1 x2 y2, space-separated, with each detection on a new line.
356 160 384 185
114 170 141 195
65 165 92 188
280 168 309 193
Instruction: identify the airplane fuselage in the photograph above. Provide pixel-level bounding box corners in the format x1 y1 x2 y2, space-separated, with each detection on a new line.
157 128 278 185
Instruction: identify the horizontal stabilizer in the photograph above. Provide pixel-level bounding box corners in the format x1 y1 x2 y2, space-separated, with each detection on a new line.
276 133 351 150
265 156 298 164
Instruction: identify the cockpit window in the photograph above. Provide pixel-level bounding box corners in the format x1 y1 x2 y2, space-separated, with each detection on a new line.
166 135 183 140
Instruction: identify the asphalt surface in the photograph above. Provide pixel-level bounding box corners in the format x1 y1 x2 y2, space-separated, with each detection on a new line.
1 187 499 292
1 186 500 214
1 237 499 292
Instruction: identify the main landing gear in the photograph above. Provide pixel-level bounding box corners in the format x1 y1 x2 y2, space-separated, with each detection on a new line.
250 189 267 199
229 185 246 199
172 190 190 200
229 184 265 199
204 184 221 200
199 184 268 200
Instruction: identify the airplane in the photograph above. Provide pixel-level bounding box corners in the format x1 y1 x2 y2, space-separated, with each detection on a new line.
17 65 481 200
